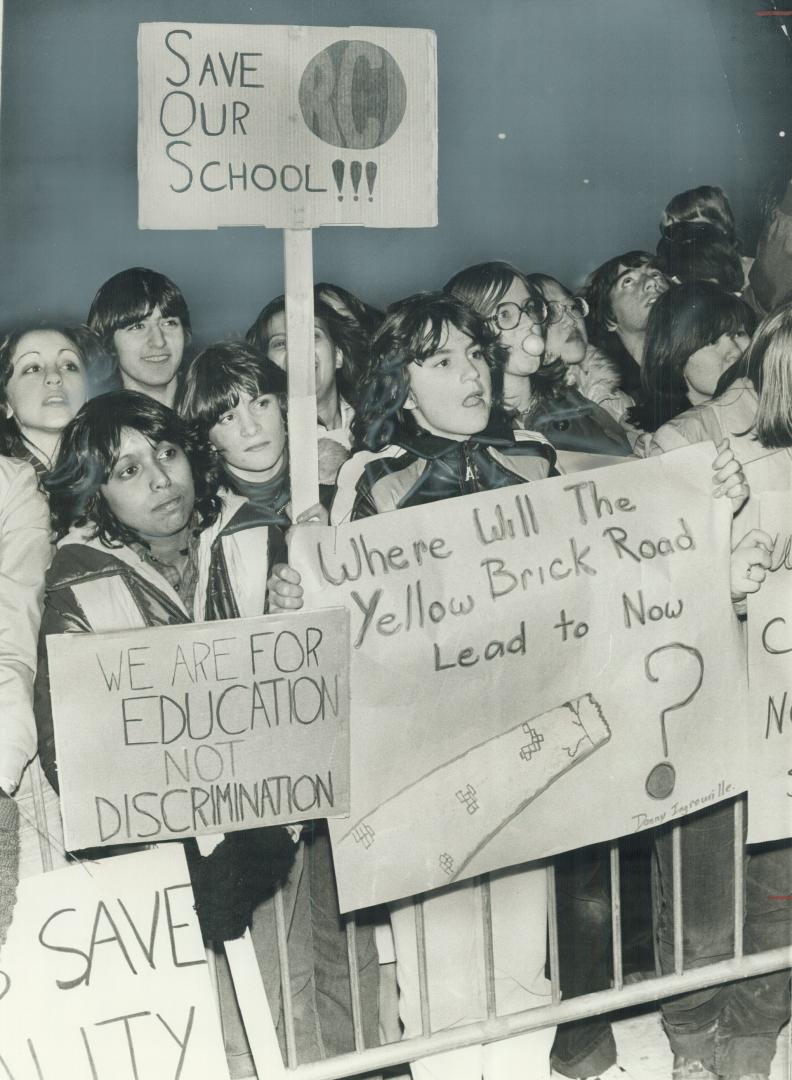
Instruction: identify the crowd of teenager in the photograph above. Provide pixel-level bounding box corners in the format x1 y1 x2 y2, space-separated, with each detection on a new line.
0 181 791 1080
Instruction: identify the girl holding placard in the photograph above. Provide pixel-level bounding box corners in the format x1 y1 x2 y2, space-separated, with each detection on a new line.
32 390 307 1078
331 290 557 1080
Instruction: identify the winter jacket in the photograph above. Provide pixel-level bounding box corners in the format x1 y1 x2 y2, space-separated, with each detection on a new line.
35 492 285 795
0 457 52 794
564 345 635 424
330 409 557 523
517 385 633 457
646 378 763 464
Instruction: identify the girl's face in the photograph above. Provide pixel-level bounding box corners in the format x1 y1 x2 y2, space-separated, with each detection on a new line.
5 330 88 439
208 390 286 483
683 329 750 405
265 311 342 401
405 322 491 442
112 305 185 394
541 280 588 366
491 278 545 377
100 428 195 545
607 263 668 336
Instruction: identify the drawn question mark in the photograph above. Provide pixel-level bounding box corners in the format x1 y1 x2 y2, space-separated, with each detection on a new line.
644 642 704 800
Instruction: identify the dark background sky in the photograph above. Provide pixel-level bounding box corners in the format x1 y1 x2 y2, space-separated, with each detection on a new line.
2 0 791 348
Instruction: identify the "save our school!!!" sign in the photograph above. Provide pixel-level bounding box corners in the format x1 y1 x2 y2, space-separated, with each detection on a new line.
138 22 438 229
291 444 747 911
0 846 229 1079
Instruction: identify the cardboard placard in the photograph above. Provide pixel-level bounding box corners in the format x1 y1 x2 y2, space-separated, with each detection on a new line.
48 609 350 851
747 489 792 844
0 846 229 1078
291 444 747 911
138 22 437 229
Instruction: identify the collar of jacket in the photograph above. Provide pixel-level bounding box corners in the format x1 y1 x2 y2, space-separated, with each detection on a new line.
54 492 254 614
395 408 518 460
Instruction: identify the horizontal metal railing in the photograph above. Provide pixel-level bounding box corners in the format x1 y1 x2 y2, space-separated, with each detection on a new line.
20 762 792 1080
268 795 790 1080
280 944 792 1080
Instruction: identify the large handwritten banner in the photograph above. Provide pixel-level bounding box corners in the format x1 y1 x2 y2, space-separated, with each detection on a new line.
48 609 350 851
0 846 229 1078
747 488 792 844
138 23 437 229
292 445 746 911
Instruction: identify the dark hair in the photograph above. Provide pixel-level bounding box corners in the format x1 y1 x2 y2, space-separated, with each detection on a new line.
584 251 661 398
751 303 792 448
245 295 368 408
656 224 743 293
629 282 756 432
444 261 538 320
661 186 737 246
0 323 115 458
315 282 384 338
46 390 220 544
178 341 287 440
525 272 564 295
87 267 192 362
352 291 505 452
445 262 566 404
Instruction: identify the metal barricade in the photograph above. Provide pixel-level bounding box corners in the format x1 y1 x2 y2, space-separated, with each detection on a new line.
18 765 792 1080
273 797 792 1080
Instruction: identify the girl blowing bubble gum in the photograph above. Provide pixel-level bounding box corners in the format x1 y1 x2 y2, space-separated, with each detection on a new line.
445 261 633 459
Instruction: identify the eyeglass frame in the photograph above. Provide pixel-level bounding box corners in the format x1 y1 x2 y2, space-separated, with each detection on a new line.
490 298 549 332
545 297 589 325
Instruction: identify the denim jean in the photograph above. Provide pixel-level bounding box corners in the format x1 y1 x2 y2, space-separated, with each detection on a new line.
654 795 792 1077
216 821 380 1078
550 834 655 1078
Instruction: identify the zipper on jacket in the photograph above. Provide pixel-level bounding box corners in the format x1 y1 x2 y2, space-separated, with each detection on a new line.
462 443 479 490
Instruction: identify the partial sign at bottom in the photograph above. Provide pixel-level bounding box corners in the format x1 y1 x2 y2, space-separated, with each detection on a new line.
0 845 229 1079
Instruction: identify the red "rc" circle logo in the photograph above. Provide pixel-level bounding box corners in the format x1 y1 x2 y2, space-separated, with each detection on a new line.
299 40 407 150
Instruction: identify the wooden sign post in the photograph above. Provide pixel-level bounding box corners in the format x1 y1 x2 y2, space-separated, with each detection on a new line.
137 21 438 1073
284 228 319 515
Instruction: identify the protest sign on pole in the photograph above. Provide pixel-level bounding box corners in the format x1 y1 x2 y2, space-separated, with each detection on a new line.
137 23 437 230
0 846 229 1079
135 23 436 1036
138 21 438 511
47 608 350 852
291 444 747 911
746 489 792 844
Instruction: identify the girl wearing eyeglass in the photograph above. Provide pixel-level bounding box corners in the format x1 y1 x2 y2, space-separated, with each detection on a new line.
445 262 633 458
527 275 637 429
